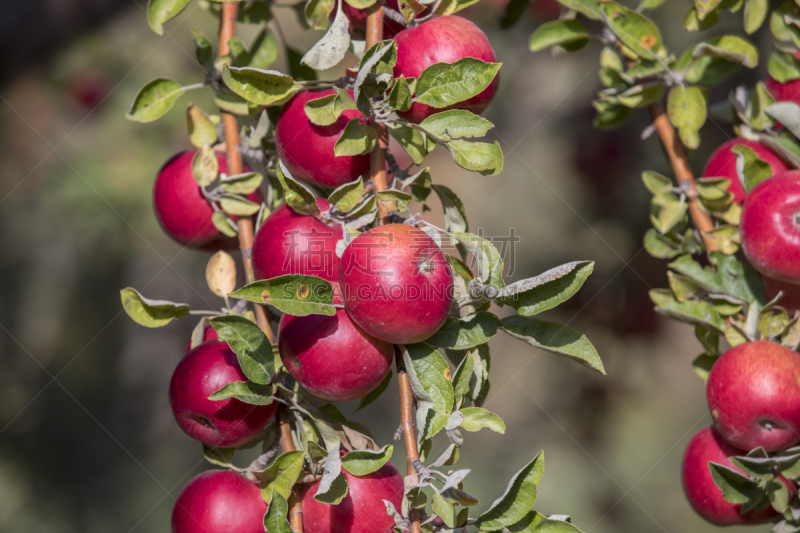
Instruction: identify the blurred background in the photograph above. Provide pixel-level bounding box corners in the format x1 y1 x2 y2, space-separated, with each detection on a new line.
0 1 773 531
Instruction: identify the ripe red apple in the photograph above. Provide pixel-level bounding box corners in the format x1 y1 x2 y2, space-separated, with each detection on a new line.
252 198 342 283
330 0 429 39
185 323 219 353
302 454 404 533
338 223 453 344
393 16 499 124
153 150 259 250
741 171 800 283
707 340 800 452
762 275 800 317
170 340 278 448
172 469 267 533
275 89 370 189
767 51 800 106
682 426 780 525
278 308 393 401
701 139 788 204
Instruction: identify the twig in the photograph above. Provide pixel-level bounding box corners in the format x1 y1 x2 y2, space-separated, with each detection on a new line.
395 346 422 533
278 409 304 532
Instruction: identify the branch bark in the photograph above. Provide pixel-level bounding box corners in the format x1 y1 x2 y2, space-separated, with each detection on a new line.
395 347 422 533
278 409 304 533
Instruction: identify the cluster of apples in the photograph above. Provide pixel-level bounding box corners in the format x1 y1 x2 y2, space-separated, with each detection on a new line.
150 12 499 533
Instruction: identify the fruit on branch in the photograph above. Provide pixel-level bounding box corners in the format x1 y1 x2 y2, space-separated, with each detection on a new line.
707 340 800 452
393 15 499 124
153 150 258 250
338 223 453 344
172 469 267 533
275 89 370 189
278 308 393 402
330 0 429 40
252 198 343 282
701 139 788 204
170 340 277 447
762 275 800 316
741 171 800 283
185 323 219 353
682 426 782 525
302 454 404 533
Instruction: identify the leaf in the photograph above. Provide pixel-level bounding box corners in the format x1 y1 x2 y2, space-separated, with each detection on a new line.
302 0 351 70
222 67 301 106
387 123 429 165
219 194 261 216
210 315 274 384
334 118 377 156
694 0 724 20
497 261 594 316
732 145 772 193
206 251 237 297
304 87 357 126
315 446 349 504
433 184 469 233
615 81 665 109
415 58 502 108
650 195 687 235
376 190 412 211
499 316 605 374
769 46 800 83
186 103 218 148
263 493 293 533
743 0 768 34
667 86 708 150
147 0 191 35
767 102 800 143
212 211 238 237
230 275 337 316
426 312 501 350
305 0 336 30
328 177 364 213
126 78 185 123
249 29 279 70
445 139 504 176
649 288 724 332
208 381 275 405
603 2 664 60
253 450 305 500
389 76 413 112
419 110 494 141
202 444 236 468
341 445 393 475
404 343 455 440
192 27 213 65
558 0 601 19
692 35 758 69
191 144 219 187
475 452 545 531
354 40 398 103
528 19 589 52
275 161 320 216
454 232 504 289
668 253 759 303
120 288 189 328
459 407 505 433
507 512 587 533
220 172 264 195
356 370 392 410
708 462 761 504
684 6 719 31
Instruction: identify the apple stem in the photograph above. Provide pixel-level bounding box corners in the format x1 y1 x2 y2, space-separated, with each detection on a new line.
648 102 718 252
395 346 423 533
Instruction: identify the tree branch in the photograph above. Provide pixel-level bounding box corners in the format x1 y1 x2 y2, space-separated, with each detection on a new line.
395 347 422 533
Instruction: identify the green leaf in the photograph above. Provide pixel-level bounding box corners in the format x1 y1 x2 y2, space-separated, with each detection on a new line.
433 184 468 234
497 261 594 316
275 161 320 216
743 0 768 34
404 343 455 440
649 288 724 332
642 170 673 195
186 103 218 148
419 110 494 141
452 350 475 408
315 446 349 504
603 2 664 60
528 19 589 52
328 177 364 213
254 450 305 500
305 0 335 30
212 211 238 237
126 78 185 123
376 190 412 211
669 253 760 304
222 67 301 106
433 493 457 528
592 100 632 130
304 87 357 126
192 27 213 65
208 381 275 405
191 144 219 187
475 452 546 531
692 35 758 69
335 118 377 156
220 194 261 216
770 1 796 42
389 76 414 112
210 315 274 384
459 407 505 433
445 139 503 176
341 445 393 475
120 288 189 328
650 195 688 235
708 462 761 504
685 6 719 31
387 123 429 165
415 58 501 109
426 312 501 350
615 81 665 108
146 0 191 35
694 0 724 20
499 316 605 374
454 232 504 289
769 47 800 83
202 444 236 468
557 0 601 19
731 145 772 193
230 275 337 316
356 370 392 410
507 512 586 533
302 0 351 70
220 172 264 195
667 86 708 150
214 91 250 116
403 167 433 203
249 29 279 70
263 493 293 533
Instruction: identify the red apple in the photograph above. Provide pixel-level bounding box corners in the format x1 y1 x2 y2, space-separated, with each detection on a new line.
762 275 800 317
330 0 428 39
278 308 393 401
701 139 788 204
153 150 259 250
767 51 800 106
275 89 370 189
707 340 800 452
185 323 219 353
302 454 404 533
338 223 453 344
170 340 278 448
252 198 342 283
393 16 499 124
682 426 780 525
172 469 267 533
741 171 800 283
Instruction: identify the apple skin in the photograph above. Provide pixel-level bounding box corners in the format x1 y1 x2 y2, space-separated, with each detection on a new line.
153 150 258 250
393 16 499 124
278 308 393 402
682 425 784 526
275 89 370 189
762 275 800 317
330 0 428 39
301 455 404 533
707 340 800 452
169 340 278 448
172 469 267 533
185 323 219 353
740 171 800 283
701 139 788 204
339 223 453 344
252 198 342 283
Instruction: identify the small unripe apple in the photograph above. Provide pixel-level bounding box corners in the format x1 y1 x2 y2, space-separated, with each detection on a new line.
741 171 800 283
278 308 393 402
252 198 342 283
707 340 800 452
762 275 800 317
301 454 404 533
682 426 781 526
170 340 278 448
393 16 499 124
275 89 370 189
339 223 453 344
153 150 258 250
185 323 219 353
701 139 788 204
172 469 267 533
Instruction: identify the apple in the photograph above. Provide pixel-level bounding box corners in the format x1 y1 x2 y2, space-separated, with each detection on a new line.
682 425 783 525
278 307 393 402
767 51 800 106
707 340 800 452
330 0 429 39
301 453 404 533
172 469 267 533
185 323 219 353
393 16 499 124
701 139 788 204
762 275 800 317
275 89 370 189
338 223 453 344
252 198 343 283
153 150 259 250
741 171 800 283
170 340 278 448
